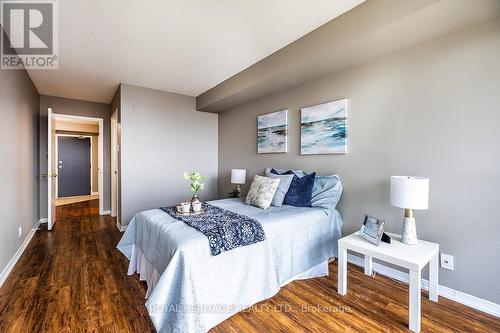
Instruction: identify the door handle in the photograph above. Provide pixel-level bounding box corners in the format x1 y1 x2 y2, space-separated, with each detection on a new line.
43 173 58 178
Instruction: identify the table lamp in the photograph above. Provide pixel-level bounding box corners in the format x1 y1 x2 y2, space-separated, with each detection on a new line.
390 176 429 245
230 169 246 198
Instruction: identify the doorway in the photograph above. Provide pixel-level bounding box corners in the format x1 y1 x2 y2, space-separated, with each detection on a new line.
47 111 104 230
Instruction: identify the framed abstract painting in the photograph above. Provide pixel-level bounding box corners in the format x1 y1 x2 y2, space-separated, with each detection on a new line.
257 109 288 154
300 99 348 155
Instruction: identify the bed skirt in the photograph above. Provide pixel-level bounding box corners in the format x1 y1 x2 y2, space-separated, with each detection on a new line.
127 244 330 300
128 245 161 298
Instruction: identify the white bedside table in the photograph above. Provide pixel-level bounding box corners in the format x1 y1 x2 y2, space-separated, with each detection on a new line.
338 232 439 333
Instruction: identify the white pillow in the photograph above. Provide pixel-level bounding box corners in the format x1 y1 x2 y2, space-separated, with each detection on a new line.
245 175 281 209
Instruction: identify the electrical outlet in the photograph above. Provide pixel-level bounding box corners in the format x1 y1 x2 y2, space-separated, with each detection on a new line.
18 226 22 238
440 253 454 270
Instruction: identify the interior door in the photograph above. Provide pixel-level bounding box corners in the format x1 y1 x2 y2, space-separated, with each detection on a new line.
47 109 57 230
57 136 91 197
111 110 117 217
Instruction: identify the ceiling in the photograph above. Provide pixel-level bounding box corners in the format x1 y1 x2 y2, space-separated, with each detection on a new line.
26 0 366 103
54 115 100 133
53 116 99 125
197 0 500 112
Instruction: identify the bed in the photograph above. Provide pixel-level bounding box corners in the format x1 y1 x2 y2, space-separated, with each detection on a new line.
117 198 343 333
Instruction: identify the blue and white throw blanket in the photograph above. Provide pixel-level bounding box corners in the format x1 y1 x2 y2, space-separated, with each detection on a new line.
160 203 266 255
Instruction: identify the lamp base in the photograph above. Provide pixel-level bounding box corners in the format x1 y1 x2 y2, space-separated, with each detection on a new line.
227 184 242 199
401 217 418 245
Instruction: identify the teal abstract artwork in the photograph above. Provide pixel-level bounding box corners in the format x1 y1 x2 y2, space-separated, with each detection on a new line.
301 99 348 155
257 110 288 153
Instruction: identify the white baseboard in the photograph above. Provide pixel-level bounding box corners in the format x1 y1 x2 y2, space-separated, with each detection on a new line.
347 254 500 318
116 221 127 232
0 222 40 288
101 210 111 215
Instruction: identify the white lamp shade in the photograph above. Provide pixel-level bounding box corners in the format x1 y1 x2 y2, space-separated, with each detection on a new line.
231 169 246 184
390 176 429 210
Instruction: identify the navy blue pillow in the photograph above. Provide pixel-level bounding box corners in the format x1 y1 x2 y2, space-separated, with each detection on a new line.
271 169 316 207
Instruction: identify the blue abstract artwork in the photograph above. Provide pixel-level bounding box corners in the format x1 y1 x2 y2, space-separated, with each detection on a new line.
301 99 348 155
257 110 288 153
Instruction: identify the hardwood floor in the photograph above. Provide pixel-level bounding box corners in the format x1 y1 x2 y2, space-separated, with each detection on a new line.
0 200 498 332
0 200 155 333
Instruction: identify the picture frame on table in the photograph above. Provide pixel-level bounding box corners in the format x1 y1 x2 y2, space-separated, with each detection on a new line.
360 215 386 246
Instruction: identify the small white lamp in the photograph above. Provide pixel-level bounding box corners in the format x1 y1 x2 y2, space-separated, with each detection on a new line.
390 176 429 245
230 169 246 197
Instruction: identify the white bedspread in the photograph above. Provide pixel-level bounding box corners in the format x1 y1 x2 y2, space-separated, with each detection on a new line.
117 199 342 333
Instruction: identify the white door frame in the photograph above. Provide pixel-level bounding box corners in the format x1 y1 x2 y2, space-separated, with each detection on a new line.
47 108 55 230
49 113 105 216
111 109 118 221
55 134 93 198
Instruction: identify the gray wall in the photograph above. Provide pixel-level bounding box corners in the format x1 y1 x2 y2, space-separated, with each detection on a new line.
39 96 111 217
218 18 500 304
0 59 40 278
119 84 218 225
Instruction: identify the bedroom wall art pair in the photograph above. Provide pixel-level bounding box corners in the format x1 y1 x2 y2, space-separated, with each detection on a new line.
257 99 348 155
